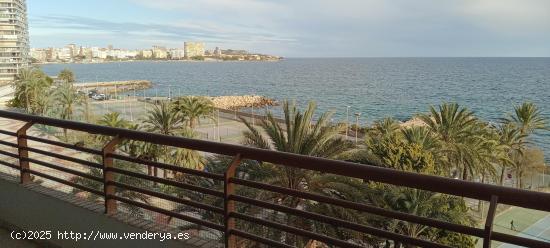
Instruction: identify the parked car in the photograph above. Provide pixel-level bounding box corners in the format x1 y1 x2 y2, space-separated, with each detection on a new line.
92 94 107 101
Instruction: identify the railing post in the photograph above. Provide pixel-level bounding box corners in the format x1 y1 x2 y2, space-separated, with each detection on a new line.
16 122 34 184
483 195 499 248
224 154 242 248
103 136 122 215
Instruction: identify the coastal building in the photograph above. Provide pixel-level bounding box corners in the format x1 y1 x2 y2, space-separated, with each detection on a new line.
213 47 222 57
30 48 47 62
140 49 153 59
0 0 30 83
169 48 185 60
184 42 205 58
152 46 167 59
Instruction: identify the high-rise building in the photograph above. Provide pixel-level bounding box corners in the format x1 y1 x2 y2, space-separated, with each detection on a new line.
184 42 205 58
0 0 30 84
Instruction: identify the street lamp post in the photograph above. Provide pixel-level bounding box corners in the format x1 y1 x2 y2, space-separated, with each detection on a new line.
354 112 361 144
346 106 351 137
218 109 221 142
252 105 255 126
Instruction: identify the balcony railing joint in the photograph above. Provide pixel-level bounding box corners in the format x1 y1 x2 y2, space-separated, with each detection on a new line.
102 136 122 214
224 154 242 248
16 121 34 184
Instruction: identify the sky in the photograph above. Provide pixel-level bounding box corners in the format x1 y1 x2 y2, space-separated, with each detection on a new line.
28 0 550 57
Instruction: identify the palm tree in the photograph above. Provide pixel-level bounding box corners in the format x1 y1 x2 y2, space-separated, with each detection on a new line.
94 112 131 143
419 103 479 179
503 102 548 188
370 117 401 138
10 68 53 113
497 123 525 185
55 81 83 138
142 102 182 136
72 157 151 217
168 129 205 172
369 186 475 247
58 69 76 83
98 112 130 128
505 102 548 136
172 96 214 129
142 102 189 178
401 126 439 152
241 101 352 246
242 101 350 158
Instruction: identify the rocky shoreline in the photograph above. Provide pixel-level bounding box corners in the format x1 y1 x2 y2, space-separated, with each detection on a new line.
74 80 152 94
209 95 277 110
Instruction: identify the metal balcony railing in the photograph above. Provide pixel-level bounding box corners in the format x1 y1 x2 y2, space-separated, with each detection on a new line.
0 109 549 248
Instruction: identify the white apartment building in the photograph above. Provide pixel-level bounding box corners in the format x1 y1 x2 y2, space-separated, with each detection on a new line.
0 0 30 83
184 42 205 58
169 48 185 59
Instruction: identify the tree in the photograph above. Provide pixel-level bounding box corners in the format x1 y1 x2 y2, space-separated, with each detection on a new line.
496 123 525 185
72 157 151 217
401 126 439 152
363 133 475 247
503 102 548 188
505 102 548 136
9 68 53 114
142 102 182 136
168 129 205 172
54 81 83 139
94 112 131 143
172 96 214 129
141 102 203 177
97 112 130 128
240 101 352 246
242 101 351 158
419 103 481 179
58 68 76 83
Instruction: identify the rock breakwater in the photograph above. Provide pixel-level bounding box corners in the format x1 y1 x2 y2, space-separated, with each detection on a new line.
210 95 277 110
75 80 152 94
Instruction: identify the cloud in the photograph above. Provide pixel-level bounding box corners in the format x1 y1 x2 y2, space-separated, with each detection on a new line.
30 15 297 49
458 0 550 35
29 0 550 56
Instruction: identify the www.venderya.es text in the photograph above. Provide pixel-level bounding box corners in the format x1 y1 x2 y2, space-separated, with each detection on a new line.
11 230 191 242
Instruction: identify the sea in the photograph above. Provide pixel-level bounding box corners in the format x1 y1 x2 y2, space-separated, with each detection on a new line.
41 58 550 158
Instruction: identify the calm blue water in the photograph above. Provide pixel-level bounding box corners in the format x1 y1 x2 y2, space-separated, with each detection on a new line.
41 58 550 157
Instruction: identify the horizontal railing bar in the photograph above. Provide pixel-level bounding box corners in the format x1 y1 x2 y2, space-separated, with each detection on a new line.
0 139 18 148
232 212 450 248
109 153 224 181
232 195 452 248
22 135 103 155
107 167 224 198
0 129 16 137
0 160 19 170
1 110 548 211
109 181 224 214
22 157 103 182
492 231 550 248
230 229 294 248
109 195 224 231
232 178 484 237
27 168 103 196
22 146 103 169
0 149 18 159
231 194 464 244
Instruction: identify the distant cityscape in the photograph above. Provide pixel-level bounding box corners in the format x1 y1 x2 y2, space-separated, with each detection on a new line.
30 42 282 64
